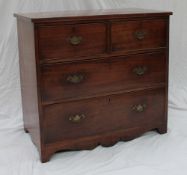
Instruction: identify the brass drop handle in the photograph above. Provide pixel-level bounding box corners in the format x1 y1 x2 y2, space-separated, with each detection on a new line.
66 74 84 84
134 31 147 40
132 104 147 113
133 66 147 76
69 36 82 45
69 114 86 123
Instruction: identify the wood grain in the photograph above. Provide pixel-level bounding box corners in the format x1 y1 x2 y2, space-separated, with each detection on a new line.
14 8 172 23
112 19 167 53
17 20 42 152
38 23 107 60
43 88 165 144
15 9 172 163
41 52 167 103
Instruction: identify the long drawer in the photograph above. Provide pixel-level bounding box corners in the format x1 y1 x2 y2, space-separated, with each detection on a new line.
43 88 166 144
41 52 167 103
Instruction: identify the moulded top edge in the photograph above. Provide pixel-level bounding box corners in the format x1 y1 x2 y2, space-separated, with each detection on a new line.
14 8 173 23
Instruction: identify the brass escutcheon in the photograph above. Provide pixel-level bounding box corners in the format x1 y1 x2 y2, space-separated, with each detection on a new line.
69 36 82 45
132 104 147 112
69 114 86 123
134 31 147 40
133 66 147 76
66 74 84 84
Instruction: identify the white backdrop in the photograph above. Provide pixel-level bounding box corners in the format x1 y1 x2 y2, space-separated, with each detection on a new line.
0 0 187 129
0 1 187 175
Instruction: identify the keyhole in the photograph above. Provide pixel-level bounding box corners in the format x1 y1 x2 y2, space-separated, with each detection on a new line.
108 98 111 103
72 26 76 33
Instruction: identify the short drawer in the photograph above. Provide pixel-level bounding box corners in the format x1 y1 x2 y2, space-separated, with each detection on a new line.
41 52 167 103
111 19 167 53
38 23 107 60
43 88 166 143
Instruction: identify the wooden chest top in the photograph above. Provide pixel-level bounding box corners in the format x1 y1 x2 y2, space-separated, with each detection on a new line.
14 8 172 22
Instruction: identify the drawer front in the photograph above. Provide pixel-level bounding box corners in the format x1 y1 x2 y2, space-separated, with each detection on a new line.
41 52 167 103
38 23 107 60
43 88 166 143
112 19 167 53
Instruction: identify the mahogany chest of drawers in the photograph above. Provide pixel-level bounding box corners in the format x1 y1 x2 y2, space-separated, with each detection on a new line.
15 9 172 162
